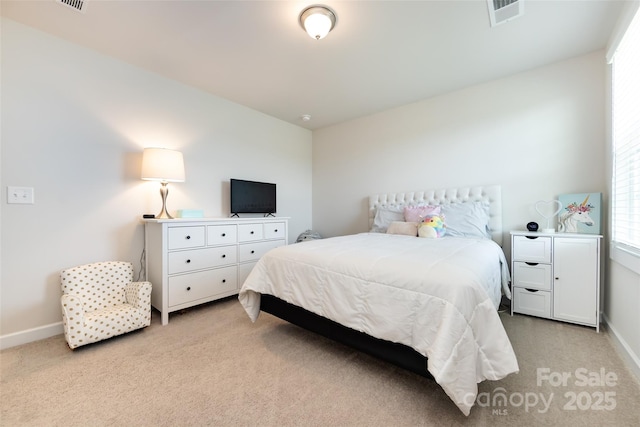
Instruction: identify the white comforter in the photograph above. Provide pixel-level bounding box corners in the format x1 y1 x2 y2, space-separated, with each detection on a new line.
238 233 519 415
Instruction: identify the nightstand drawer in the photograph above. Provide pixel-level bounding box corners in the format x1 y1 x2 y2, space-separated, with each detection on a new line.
168 226 205 250
513 287 551 319
512 235 552 263
512 262 552 291
168 266 238 307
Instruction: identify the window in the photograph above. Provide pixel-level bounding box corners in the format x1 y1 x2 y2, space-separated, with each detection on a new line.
610 4 640 273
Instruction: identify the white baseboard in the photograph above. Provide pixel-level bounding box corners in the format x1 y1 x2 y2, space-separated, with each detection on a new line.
602 314 640 383
0 322 64 350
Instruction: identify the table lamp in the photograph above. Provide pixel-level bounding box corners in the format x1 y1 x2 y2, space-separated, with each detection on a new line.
141 147 185 219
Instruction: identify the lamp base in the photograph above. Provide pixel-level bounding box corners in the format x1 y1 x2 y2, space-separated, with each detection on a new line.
156 182 174 219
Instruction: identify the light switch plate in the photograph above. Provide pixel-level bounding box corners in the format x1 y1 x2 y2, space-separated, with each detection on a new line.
7 186 35 204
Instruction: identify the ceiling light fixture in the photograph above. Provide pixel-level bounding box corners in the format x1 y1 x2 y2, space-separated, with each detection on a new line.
299 5 337 40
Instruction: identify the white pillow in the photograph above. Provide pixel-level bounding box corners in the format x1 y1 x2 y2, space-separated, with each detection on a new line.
403 205 442 222
441 201 491 239
386 221 419 236
371 206 405 232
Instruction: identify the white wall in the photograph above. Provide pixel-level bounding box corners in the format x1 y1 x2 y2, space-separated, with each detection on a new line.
0 18 312 343
604 263 640 378
312 52 607 245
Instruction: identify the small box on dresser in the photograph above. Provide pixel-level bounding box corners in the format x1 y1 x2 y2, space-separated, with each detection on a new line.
145 217 288 325
510 230 602 332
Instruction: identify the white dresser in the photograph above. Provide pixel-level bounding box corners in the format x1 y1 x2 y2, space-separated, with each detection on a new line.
510 231 602 332
145 217 288 324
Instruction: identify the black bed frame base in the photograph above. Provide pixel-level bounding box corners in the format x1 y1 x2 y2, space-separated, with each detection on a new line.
260 294 432 379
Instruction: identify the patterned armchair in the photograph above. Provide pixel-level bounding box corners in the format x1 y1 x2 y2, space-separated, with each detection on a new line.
60 261 152 349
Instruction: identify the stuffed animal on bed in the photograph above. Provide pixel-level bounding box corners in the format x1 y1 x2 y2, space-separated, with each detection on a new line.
418 215 446 238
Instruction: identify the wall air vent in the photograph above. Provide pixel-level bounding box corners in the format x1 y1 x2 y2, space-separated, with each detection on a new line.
57 0 88 14
487 0 523 27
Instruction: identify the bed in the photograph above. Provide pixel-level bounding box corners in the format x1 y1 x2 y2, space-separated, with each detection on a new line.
238 185 519 415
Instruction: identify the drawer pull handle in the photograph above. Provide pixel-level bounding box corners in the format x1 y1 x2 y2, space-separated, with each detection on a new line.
251 250 255 254
186 286 191 291
222 254 226 258
525 288 539 293
525 262 539 266
250 231 254 234
186 235 191 240
274 229 278 233
222 233 226 237
525 236 538 240
186 259 191 264
222 279 226 283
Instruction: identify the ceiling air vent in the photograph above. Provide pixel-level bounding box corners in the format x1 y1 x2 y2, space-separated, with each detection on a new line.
57 0 88 14
487 0 523 27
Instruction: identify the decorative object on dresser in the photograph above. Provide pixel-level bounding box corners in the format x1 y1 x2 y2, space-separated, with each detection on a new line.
60 261 152 349
510 230 602 331
557 192 602 234
141 147 185 219
535 199 563 233
145 217 288 325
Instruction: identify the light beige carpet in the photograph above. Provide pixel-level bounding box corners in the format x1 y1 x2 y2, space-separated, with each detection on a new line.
1 297 639 426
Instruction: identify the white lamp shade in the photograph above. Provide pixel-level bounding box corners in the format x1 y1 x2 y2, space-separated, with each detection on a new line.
141 148 185 182
300 6 337 40
304 13 332 39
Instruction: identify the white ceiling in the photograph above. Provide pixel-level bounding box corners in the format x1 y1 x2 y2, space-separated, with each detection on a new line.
1 0 624 130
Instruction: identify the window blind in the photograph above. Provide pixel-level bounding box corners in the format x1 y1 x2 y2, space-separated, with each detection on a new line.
612 7 640 253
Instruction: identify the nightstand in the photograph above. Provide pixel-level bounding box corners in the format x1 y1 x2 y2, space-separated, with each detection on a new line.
510 231 602 332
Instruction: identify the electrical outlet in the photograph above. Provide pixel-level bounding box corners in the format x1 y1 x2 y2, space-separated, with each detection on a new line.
7 186 35 204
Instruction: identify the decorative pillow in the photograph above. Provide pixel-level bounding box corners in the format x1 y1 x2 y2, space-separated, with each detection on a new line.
386 221 419 236
371 206 405 232
440 201 491 239
418 215 446 238
403 205 442 223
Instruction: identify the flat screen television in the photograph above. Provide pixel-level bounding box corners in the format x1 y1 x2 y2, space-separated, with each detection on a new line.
230 179 276 215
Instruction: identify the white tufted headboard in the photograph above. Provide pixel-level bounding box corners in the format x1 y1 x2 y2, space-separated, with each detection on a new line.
369 185 503 246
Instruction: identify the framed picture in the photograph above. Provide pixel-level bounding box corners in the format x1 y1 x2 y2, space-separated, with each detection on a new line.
557 192 602 234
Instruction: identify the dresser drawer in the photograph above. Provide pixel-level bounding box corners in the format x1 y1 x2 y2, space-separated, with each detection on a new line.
168 266 238 307
238 223 264 242
239 240 285 262
513 287 551 319
208 245 237 267
512 262 552 291
238 262 257 286
168 246 237 274
512 235 551 263
207 224 237 246
168 226 205 250
264 222 286 240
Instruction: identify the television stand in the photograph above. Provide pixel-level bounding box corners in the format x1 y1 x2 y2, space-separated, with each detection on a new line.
264 213 275 217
